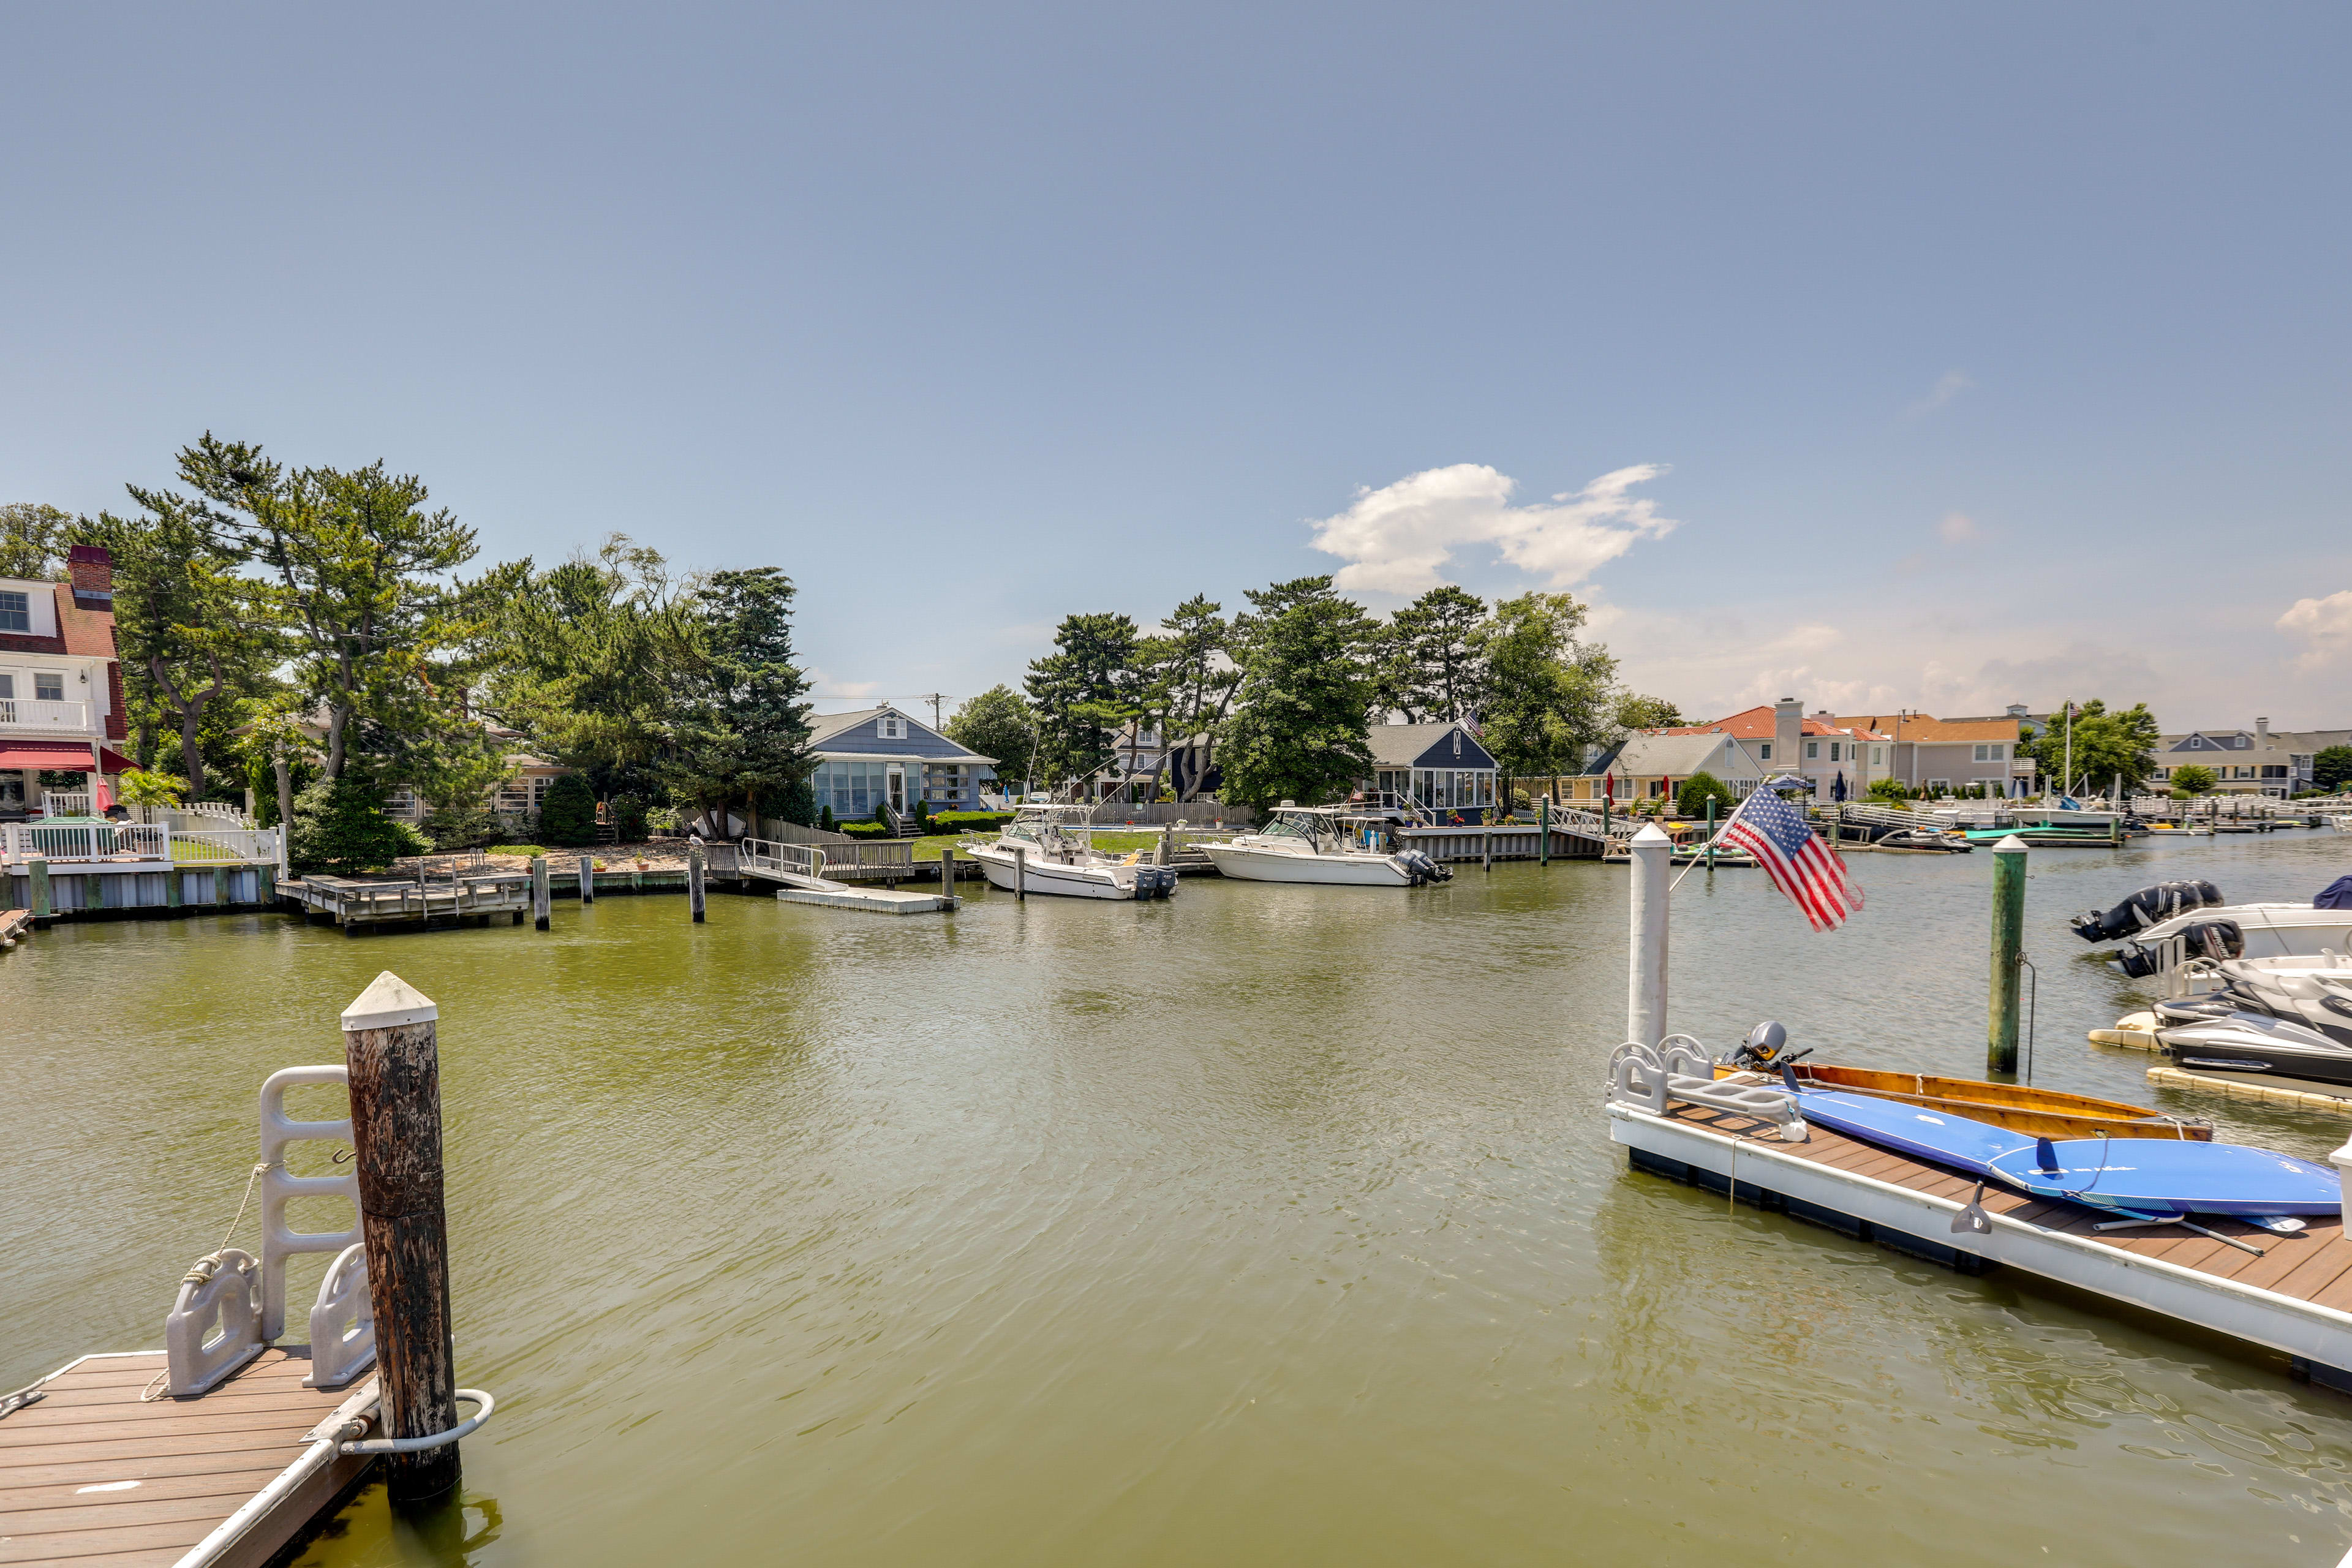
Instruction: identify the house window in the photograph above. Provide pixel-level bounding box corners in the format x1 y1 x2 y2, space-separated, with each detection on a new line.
1871 745 1887 766
1928 778 1951 793
34 673 64 703
0 674 12 699
492 780 529 813
0 591 26 632
531 776 554 809
879 715 905 740
1805 741 1819 760
1758 743 1771 761
1972 743 2005 762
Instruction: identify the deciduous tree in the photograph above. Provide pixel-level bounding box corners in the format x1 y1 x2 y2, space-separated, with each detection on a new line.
1472 592 1619 793
0 503 69 578
2024 699 2160 794
947 685 1037 791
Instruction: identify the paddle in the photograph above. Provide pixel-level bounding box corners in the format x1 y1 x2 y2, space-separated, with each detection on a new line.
2090 1208 2266 1256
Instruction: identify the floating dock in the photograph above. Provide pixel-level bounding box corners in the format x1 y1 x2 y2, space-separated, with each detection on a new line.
0 1351 382 1567
284 872 534 931
1610 1097 2352 1390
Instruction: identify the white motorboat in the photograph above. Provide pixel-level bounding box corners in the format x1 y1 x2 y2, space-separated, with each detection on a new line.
962 805 1176 900
1198 805 1452 886
2120 904 2352 973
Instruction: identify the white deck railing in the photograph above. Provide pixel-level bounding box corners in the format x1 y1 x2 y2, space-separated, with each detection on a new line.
0 698 92 731
40 791 93 818
1 821 283 867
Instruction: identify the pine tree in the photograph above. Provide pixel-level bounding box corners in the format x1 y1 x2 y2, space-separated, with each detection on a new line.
1217 578 1376 809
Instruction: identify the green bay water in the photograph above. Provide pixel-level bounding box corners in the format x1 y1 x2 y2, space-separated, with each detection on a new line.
7 832 2352 1565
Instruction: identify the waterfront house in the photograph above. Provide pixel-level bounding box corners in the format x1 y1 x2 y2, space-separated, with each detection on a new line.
1598 699 1885 801
1587 731 1765 804
0 546 132 817
2152 718 2349 797
809 705 997 824
1834 710 2029 796
1361 720 1498 823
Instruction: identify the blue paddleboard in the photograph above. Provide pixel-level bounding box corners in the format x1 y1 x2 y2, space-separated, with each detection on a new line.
1985 1139 2342 1217
1790 1090 2037 1173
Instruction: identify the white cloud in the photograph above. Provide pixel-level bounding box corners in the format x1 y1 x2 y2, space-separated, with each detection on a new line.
1907 370 1974 417
1306 462 1675 596
2278 590 2352 670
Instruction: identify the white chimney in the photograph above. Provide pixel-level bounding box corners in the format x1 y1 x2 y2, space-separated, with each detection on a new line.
1773 698 1801 772
2257 716 2271 742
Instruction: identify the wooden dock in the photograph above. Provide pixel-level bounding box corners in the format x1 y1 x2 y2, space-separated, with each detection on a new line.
1 908 28 949
1611 1097 2352 1389
0 1351 380 1567
284 873 533 932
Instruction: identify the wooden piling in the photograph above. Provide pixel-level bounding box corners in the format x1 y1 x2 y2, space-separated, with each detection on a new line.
1705 796 1716 870
166 864 184 908
688 840 707 922
28 856 51 924
341 972 462 1502
1012 845 1027 901
941 846 956 907
1482 829 1491 871
578 853 595 903
1539 798 1550 866
531 856 550 930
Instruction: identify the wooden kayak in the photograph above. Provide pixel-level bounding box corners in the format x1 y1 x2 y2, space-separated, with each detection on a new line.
1714 1061 2212 1141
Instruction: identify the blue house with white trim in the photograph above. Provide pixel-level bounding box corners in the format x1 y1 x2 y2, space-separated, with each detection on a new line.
807 706 997 823
1360 720 1499 823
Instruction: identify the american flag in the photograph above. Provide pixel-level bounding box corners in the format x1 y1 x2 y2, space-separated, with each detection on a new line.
1718 780 1864 932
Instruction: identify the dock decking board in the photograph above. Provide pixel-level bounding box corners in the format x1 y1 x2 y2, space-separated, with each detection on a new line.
0 1351 375 1568
1663 1101 2352 1308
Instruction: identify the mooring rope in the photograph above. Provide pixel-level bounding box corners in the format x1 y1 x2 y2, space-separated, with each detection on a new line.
141 1161 278 1401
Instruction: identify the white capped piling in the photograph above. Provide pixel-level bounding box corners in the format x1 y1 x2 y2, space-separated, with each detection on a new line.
530 856 550 931
340 972 462 1502
688 839 707 923
578 853 594 904
1627 823 1672 1049
1012 845 1027 901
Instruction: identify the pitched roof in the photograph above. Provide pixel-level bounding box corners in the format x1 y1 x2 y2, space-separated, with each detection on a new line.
807 705 995 763
1608 732 1760 778
1656 705 1866 741
57 590 117 658
1365 721 1495 770
1835 712 2014 744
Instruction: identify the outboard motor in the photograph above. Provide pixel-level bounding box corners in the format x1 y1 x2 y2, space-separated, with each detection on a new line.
2116 918 2244 978
1133 866 1177 899
2070 879 2224 943
1725 1020 1812 1072
1395 849 1452 885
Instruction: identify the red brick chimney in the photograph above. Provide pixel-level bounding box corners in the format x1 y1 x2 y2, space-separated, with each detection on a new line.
67 545 113 605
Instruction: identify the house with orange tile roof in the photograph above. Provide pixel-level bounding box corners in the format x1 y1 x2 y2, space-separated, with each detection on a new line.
1648 698 1889 799
1833 710 2031 796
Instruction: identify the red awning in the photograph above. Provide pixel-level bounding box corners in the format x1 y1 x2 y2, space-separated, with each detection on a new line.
0 740 138 772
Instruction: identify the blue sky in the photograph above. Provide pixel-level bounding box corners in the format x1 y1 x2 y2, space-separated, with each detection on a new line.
5 5 2348 728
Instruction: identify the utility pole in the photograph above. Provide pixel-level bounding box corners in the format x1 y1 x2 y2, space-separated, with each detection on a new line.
922 693 946 731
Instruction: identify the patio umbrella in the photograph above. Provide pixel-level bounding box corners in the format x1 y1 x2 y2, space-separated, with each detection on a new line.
1833 771 1847 801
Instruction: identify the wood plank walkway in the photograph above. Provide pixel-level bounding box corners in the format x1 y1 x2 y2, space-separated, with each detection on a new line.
0 1350 376 1568
1663 1101 2352 1312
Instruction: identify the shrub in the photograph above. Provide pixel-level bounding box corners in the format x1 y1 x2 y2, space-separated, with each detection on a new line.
118 769 189 808
840 820 892 838
914 797 933 833
1866 777 1911 804
2169 764 2217 796
818 804 836 831
1675 772 1735 816
538 774 598 846
611 794 649 841
487 844 549 858
290 777 428 875
421 805 503 851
